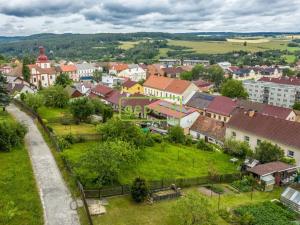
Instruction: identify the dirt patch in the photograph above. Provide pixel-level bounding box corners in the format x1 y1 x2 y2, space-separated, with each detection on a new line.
198 187 218 196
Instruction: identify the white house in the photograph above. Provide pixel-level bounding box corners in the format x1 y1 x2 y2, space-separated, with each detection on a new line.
102 75 124 88
117 64 146 82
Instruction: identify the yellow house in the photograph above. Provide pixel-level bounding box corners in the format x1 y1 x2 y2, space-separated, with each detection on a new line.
122 80 143 94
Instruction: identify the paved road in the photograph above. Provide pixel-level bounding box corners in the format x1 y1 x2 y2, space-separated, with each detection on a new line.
7 104 80 225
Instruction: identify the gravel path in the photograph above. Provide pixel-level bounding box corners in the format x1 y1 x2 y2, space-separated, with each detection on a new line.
7 104 80 225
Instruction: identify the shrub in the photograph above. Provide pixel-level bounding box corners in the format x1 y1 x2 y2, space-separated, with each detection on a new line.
150 133 162 143
224 139 252 159
281 157 296 165
41 86 69 108
232 176 255 192
144 134 155 147
63 133 76 144
46 125 53 133
57 136 70 150
255 141 284 163
196 139 214 151
184 135 193 146
69 97 95 122
0 121 27 151
168 125 185 144
131 177 149 203
205 184 224 194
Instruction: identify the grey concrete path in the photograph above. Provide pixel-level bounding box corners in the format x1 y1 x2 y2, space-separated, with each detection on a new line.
7 104 80 225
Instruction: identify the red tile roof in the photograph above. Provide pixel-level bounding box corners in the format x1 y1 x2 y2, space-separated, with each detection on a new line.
237 99 293 120
258 77 300 86
91 84 113 97
247 161 297 176
60 64 77 72
147 100 197 119
122 80 137 88
111 64 128 72
193 79 212 88
206 96 237 116
143 75 193 94
227 110 300 149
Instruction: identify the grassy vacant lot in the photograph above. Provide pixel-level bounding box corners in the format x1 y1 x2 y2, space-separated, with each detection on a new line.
167 39 295 54
0 113 43 225
63 142 237 185
93 187 282 225
38 106 98 136
119 41 141 50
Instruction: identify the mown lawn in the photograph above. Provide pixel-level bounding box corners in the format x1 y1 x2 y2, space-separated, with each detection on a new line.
167 39 297 54
92 186 283 225
38 106 70 121
0 113 43 225
63 142 238 185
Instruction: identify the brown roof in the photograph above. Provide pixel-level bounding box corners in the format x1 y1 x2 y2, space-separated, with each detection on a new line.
122 80 137 88
190 116 225 141
237 99 293 120
121 94 156 113
143 75 192 94
227 110 300 149
193 79 213 88
207 96 237 116
91 84 113 97
258 77 300 86
28 64 56 75
247 161 297 176
104 90 126 105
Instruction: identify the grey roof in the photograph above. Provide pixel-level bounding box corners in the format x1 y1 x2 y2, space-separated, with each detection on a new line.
281 186 300 205
186 92 215 110
75 63 96 70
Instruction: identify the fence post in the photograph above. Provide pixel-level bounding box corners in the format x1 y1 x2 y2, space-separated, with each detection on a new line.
77 181 94 225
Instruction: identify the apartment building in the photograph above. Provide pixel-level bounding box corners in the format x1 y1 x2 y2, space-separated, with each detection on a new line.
243 77 300 108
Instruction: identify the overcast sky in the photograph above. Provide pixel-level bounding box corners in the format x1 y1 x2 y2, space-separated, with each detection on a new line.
0 0 300 36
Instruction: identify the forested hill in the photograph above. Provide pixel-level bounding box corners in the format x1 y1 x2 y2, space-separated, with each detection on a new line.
0 32 299 62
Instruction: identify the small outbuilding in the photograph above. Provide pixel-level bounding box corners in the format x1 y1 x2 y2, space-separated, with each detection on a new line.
281 184 300 212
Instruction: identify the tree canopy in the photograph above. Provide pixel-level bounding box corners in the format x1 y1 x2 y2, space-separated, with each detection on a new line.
0 72 10 110
255 141 284 163
40 85 69 108
69 97 95 122
55 73 72 87
221 79 248 99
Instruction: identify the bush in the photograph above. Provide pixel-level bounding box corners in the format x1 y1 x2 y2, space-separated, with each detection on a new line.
224 139 252 159
69 97 95 122
232 176 255 192
57 136 70 150
63 133 76 144
150 133 162 143
41 86 69 108
281 157 296 165
255 141 284 163
131 177 149 203
196 139 214 151
168 125 185 144
184 135 193 146
46 125 53 133
205 184 224 194
144 134 155 147
0 121 27 151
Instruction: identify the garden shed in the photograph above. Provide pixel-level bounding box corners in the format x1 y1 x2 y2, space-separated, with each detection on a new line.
281 184 300 212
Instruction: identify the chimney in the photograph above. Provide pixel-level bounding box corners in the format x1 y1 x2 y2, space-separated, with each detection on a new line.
248 110 255 118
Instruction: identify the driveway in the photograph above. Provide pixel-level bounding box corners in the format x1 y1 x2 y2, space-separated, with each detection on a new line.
7 104 80 225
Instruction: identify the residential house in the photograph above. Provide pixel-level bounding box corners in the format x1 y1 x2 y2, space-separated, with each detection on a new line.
237 99 296 121
161 67 184 78
58 64 78 81
190 115 225 145
28 46 57 88
0 65 13 74
117 64 146 82
102 75 124 88
146 99 200 134
243 77 300 108
147 64 165 77
65 86 83 98
103 90 126 110
90 84 114 99
226 110 300 164
217 62 232 70
7 83 35 96
193 79 214 92
74 81 94 95
121 80 143 95
108 63 128 75
143 75 199 104
75 62 97 80
185 92 215 116
206 96 238 122
159 59 181 67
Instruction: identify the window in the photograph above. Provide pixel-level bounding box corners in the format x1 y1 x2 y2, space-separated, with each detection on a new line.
288 150 294 158
232 131 236 138
257 139 261 145
33 78 37 82
244 136 250 142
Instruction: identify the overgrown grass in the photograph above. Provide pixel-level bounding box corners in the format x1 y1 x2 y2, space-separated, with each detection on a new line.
0 113 43 225
38 106 70 121
92 187 283 225
63 142 238 186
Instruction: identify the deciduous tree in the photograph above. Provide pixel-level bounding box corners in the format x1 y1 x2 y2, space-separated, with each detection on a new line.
221 79 248 99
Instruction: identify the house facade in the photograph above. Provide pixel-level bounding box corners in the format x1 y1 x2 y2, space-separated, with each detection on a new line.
117 64 146 82
121 80 143 95
226 110 300 164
